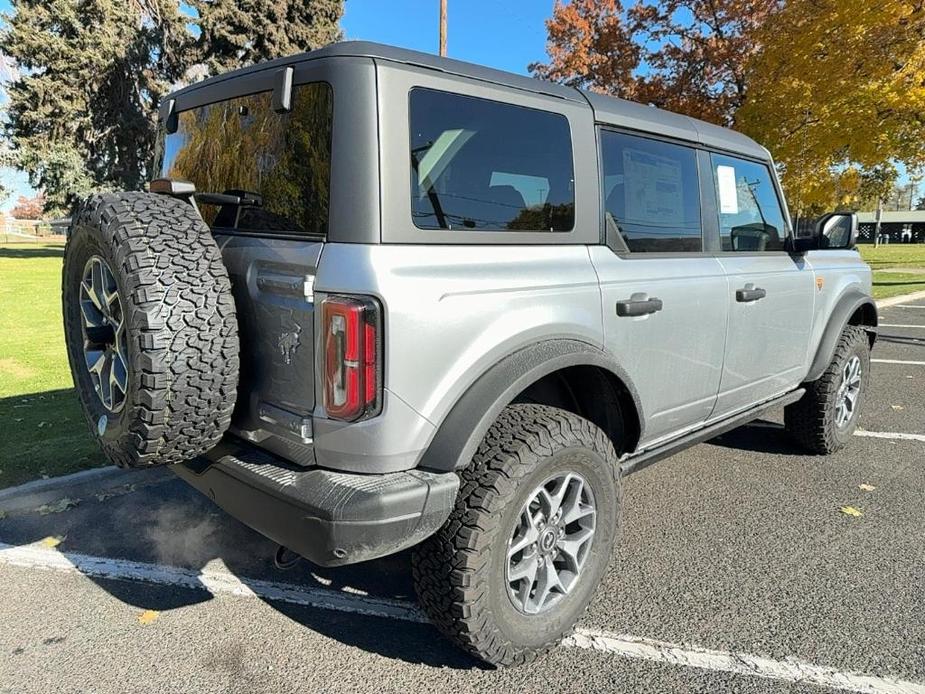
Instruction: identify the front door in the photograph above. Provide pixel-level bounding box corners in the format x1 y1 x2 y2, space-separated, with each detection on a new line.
707 153 815 416
592 130 728 447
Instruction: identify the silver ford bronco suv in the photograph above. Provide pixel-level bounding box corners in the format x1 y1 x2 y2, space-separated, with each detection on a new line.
62 42 877 666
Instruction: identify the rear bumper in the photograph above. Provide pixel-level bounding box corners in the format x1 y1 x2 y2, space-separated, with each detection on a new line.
172 438 459 567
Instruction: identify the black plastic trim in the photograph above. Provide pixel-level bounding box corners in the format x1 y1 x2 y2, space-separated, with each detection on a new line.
805 291 878 382
417 339 644 473
173 437 460 567
620 389 805 477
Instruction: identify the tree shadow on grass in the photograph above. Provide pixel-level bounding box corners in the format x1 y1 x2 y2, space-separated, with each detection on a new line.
0 246 65 259
873 279 925 288
0 388 105 488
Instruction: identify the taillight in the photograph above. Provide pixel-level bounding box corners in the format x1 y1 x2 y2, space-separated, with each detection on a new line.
322 295 382 422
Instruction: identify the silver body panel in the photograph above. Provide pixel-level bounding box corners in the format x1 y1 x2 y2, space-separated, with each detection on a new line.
156 42 875 475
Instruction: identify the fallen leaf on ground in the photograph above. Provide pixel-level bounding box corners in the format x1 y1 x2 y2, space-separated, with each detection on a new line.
858 483 876 492
137 610 159 625
35 497 80 515
0 511 7 520
38 536 65 548
890 404 904 411
840 506 864 517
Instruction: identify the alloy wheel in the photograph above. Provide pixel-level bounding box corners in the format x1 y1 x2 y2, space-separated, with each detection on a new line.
506 471 597 614
79 256 129 414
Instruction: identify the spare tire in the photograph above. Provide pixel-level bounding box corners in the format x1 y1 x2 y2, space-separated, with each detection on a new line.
62 192 239 468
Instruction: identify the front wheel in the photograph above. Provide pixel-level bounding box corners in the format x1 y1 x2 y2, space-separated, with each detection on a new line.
412 404 621 667
785 326 871 454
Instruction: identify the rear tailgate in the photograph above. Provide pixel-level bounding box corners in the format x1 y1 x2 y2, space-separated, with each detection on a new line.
216 234 322 446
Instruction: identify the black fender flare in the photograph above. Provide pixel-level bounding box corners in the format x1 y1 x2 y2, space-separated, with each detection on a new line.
417 339 644 473
804 290 878 382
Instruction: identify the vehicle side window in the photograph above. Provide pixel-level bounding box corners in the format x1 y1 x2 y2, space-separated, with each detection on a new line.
710 153 787 252
409 88 575 232
600 130 702 253
159 82 333 237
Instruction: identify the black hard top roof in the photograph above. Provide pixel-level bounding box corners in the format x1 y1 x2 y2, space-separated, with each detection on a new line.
169 41 769 160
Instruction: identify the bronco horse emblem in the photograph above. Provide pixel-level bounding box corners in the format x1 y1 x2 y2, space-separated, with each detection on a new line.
277 321 302 365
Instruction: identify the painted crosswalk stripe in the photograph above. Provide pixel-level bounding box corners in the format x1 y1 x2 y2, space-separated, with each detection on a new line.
1 542 924 693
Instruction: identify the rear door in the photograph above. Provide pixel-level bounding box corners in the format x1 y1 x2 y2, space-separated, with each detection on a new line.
591 130 728 446
156 82 334 444
707 152 815 416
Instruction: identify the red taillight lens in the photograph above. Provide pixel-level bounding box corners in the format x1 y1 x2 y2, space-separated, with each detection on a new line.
322 295 382 422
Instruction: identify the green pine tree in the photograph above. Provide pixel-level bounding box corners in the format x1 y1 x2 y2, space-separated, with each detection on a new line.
0 0 189 215
1 0 345 215
191 0 344 75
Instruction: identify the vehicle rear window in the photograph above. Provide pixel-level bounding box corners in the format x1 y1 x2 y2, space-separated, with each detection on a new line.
600 130 702 253
409 88 575 232
157 82 333 237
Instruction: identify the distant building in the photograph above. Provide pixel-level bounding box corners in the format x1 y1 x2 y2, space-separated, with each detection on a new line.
857 210 925 244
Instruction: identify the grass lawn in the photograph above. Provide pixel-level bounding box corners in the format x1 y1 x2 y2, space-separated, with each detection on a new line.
858 245 925 299
859 244 925 270
871 271 925 300
0 240 107 488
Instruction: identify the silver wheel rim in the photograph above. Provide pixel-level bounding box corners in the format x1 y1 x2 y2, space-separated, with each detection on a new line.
834 355 862 429
79 256 128 414
506 471 597 615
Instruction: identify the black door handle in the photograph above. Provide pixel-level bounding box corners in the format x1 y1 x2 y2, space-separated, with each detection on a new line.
736 285 767 302
616 296 663 317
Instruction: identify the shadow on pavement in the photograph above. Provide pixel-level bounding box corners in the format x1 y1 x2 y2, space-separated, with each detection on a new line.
0 470 482 669
705 419 808 456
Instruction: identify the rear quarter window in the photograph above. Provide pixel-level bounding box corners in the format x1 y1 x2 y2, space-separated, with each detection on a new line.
409 88 575 232
157 82 333 237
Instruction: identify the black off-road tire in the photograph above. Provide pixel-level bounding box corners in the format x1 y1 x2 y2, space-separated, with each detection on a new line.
412 404 621 667
62 192 239 468
784 326 870 454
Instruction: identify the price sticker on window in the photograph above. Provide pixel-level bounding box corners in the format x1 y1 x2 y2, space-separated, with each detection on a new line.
716 165 739 215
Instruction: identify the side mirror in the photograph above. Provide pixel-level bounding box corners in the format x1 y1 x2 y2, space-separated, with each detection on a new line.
815 212 858 249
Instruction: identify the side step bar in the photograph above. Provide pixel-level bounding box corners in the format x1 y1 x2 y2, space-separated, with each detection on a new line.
620 389 806 477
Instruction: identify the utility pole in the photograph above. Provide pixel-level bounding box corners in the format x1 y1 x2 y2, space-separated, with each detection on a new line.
874 197 883 246
439 0 447 56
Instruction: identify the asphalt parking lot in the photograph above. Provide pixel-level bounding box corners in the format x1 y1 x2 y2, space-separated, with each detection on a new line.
1 299 924 694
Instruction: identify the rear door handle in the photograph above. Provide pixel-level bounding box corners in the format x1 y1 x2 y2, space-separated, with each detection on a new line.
616 296 663 317
736 285 767 302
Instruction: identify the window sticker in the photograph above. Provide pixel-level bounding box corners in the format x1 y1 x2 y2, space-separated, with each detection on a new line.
622 148 683 226
716 165 739 215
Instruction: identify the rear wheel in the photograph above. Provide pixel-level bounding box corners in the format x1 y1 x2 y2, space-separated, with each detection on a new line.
785 326 870 454
412 404 621 666
62 192 239 468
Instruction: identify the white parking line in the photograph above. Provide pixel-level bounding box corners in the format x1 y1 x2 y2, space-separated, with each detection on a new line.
879 324 925 329
2 542 923 693
854 430 925 443
569 630 925 694
895 305 925 309
871 358 925 366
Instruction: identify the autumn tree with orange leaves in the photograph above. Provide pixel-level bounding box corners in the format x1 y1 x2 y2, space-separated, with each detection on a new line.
531 0 780 125
533 0 925 214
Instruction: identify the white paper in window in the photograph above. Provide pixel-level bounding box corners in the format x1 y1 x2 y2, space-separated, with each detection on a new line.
716 165 739 215
622 149 683 225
